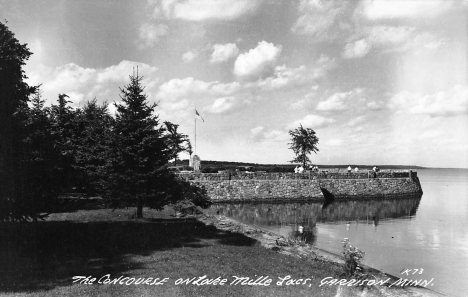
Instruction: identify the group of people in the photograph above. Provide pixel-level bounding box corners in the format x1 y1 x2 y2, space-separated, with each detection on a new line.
294 165 319 173
347 166 359 172
294 165 379 174
309 165 319 172
294 166 304 173
347 166 380 173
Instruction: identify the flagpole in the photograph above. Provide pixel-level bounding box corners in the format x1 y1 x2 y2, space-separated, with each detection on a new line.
194 106 197 156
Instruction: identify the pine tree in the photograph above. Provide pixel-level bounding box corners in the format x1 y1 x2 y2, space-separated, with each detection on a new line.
73 99 114 194
17 89 61 215
108 72 170 218
0 21 43 221
49 94 80 192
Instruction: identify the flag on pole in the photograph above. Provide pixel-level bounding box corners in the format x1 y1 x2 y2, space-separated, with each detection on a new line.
195 109 204 122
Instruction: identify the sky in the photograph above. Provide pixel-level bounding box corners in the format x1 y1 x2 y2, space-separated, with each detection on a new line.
1 0 467 168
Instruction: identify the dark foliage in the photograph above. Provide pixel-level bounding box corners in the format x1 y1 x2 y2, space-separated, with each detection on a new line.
15 90 62 216
0 21 51 221
288 124 319 168
1 22 211 220
164 121 188 166
72 99 114 194
104 73 172 218
48 94 81 192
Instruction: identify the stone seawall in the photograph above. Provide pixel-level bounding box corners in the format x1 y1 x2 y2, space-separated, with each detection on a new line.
178 171 423 202
318 177 422 199
191 179 324 202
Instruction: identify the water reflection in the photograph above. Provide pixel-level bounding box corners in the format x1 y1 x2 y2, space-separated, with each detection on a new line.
209 196 421 245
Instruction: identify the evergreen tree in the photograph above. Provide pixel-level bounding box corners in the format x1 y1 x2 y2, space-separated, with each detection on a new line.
73 99 114 194
108 72 170 218
288 124 319 168
16 89 61 215
49 94 79 192
164 121 188 166
0 21 43 221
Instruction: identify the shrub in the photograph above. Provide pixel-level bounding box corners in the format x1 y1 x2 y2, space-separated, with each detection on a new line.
342 238 366 278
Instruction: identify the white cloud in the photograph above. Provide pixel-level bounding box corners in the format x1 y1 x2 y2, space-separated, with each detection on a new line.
152 0 262 21
26 61 160 108
348 116 365 127
157 77 211 101
360 0 453 20
343 39 372 59
324 138 343 147
369 26 415 45
263 130 289 142
249 126 288 142
388 85 468 117
312 54 337 78
343 26 443 58
316 89 367 112
156 77 241 102
316 92 350 111
255 65 306 90
290 99 307 110
39 63 96 96
233 41 282 78
250 126 264 141
366 101 383 111
182 50 198 63
97 60 158 84
138 23 168 48
288 114 336 129
398 32 445 52
163 99 190 111
255 56 336 91
107 102 120 116
292 0 348 40
210 43 239 63
206 96 236 114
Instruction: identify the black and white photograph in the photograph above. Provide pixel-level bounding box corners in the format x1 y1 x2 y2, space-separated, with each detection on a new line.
1 0 467 296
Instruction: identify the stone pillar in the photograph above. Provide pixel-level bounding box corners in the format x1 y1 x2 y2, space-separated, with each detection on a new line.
193 155 201 172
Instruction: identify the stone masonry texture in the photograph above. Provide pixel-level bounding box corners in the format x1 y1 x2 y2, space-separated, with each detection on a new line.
178 171 423 202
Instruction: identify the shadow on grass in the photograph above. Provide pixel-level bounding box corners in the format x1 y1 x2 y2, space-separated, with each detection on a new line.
0 217 257 293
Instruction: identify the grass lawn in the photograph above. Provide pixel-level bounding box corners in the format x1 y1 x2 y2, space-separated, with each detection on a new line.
0 207 436 297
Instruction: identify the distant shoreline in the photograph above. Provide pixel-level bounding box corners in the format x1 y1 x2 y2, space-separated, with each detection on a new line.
173 159 468 170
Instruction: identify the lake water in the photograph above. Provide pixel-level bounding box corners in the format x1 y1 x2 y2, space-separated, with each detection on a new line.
208 169 468 297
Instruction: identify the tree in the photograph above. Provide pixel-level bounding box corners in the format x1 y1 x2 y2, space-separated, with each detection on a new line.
164 121 188 166
186 139 193 164
0 21 45 221
107 72 170 218
72 98 114 194
49 94 80 192
186 140 193 157
288 124 319 168
16 89 62 215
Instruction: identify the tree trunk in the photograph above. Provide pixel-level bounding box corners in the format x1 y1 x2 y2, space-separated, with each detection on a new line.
136 198 143 218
